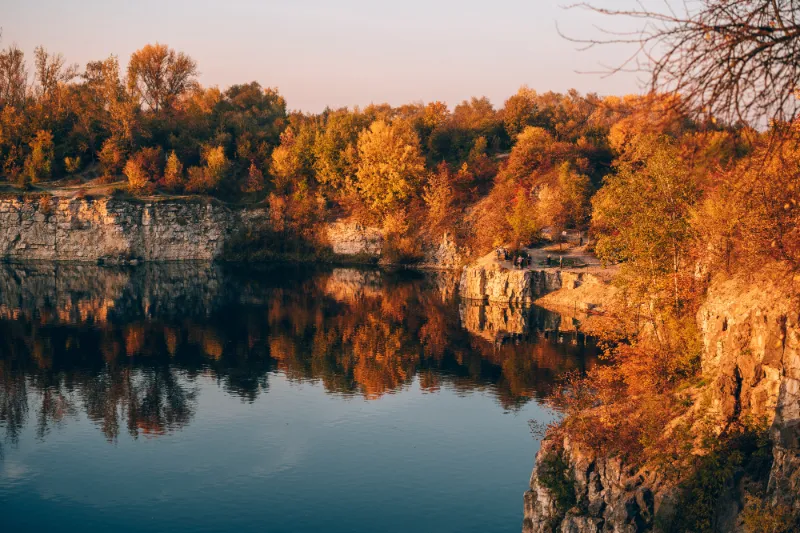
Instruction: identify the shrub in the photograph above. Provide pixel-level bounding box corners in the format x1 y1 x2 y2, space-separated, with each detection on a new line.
64 156 82 174
186 145 230 193
381 208 423 264
537 451 576 518
98 138 126 177
742 493 799 533
124 159 149 192
124 147 164 193
669 420 772 533
162 151 184 192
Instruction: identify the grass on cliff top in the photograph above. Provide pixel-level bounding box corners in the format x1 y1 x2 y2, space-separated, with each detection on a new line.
0 176 262 208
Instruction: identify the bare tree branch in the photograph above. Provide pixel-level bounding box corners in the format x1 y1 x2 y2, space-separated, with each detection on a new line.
563 1 800 125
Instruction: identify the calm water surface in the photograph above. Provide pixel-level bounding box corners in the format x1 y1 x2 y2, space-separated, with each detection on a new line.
0 263 597 533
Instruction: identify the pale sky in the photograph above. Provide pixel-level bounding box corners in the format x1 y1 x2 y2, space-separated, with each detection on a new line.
2 0 643 112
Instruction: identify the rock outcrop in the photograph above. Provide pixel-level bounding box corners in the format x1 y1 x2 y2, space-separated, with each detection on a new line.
522 270 800 532
459 264 561 303
0 196 268 262
0 196 470 268
325 220 383 257
459 263 611 305
420 232 466 270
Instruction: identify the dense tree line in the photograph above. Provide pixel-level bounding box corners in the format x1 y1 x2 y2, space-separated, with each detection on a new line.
0 36 796 272
0 38 677 258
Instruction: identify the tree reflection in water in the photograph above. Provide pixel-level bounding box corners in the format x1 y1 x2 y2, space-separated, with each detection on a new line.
0 263 597 447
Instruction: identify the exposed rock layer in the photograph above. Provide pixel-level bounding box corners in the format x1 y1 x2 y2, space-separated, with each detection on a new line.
0 196 268 261
0 197 466 268
325 220 383 257
459 264 607 305
522 271 800 532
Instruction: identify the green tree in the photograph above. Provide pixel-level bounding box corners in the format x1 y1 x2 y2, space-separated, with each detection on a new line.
592 135 698 308
312 109 366 192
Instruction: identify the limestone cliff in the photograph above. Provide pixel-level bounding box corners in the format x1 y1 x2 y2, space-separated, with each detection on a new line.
522 270 800 532
459 262 612 306
420 232 466 270
325 220 383 257
0 196 268 262
0 196 470 267
460 264 562 303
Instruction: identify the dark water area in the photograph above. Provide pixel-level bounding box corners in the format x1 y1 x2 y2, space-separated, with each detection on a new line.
0 263 597 533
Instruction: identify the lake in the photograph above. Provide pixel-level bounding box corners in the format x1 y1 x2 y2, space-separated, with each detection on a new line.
0 263 597 533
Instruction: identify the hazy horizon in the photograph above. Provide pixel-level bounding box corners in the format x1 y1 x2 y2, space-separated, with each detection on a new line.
4 0 642 112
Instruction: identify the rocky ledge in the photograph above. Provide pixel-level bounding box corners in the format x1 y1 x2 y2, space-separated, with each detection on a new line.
459 261 609 306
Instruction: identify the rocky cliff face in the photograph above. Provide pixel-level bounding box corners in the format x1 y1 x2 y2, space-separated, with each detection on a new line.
420 232 466 270
0 196 268 262
325 220 383 257
459 264 561 303
522 271 800 532
325 221 467 269
458 263 609 305
699 273 800 521
0 196 468 268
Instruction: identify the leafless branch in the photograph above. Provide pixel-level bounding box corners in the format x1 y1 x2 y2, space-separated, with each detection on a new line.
562 0 800 125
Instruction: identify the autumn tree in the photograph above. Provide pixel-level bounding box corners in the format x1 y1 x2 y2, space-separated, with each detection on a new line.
422 163 455 228
98 137 126 177
124 147 163 193
23 130 55 184
242 161 265 194
355 119 426 212
0 43 27 109
592 135 699 309
33 46 78 101
312 109 366 192
127 43 198 113
502 86 539 138
503 126 557 183
63 156 81 174
507 189 540 248
187 145 230 193
270 124 315 192
162 150 184 191
697 129 800 272
556 161 592 230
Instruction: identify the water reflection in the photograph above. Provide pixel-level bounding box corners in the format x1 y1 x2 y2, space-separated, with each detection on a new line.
0 262 597 447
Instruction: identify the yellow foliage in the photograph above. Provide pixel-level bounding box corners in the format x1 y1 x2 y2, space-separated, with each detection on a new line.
355 119 426 212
